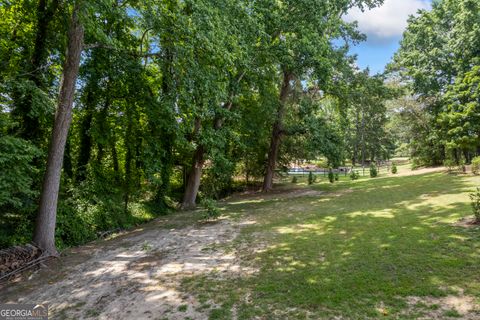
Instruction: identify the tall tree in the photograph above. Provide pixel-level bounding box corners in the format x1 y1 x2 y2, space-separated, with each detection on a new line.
260 0 382 191
390 0 480 165
33 2 84 255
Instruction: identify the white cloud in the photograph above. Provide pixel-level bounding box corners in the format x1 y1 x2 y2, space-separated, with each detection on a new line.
344 0 431 41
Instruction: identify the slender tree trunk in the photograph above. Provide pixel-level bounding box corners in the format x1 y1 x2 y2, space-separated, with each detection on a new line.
262 71 292 192
124 106 134 212
33 4 84 256
76 91 95 182
63 135 73 179
111 140 120 180
360 109 366 166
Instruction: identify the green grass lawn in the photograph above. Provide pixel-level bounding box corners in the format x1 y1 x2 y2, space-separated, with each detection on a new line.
183 168 480 319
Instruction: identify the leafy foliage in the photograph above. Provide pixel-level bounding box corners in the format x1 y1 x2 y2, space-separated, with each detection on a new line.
469 188 480 223
200 198 221 221
472 157 480 175
328 169 335 184
390 0 480 165
369 163 378 178
391 162 398 174
0 0 395 249
308 172 315 185
350 170 360 180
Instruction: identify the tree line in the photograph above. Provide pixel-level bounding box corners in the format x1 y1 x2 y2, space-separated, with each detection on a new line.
1 0 402 255
389 0 480 168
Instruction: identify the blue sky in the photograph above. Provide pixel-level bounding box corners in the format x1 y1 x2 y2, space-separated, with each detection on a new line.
344 0 432 74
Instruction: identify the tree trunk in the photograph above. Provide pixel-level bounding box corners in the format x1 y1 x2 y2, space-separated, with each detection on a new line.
124 105 134 212
180 99 236 209
262 71 292 192
63 135 73 179
181 145 205 210
360 109 366 167
33 4 84 256
76 90 95 182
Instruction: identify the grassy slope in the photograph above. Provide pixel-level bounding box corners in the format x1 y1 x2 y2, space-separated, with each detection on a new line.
183 166 480 319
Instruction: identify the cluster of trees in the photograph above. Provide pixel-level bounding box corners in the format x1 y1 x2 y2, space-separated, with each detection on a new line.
1 0 396 255
389 0 480 167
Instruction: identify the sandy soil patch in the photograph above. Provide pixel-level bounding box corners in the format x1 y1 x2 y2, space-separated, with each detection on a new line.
396 166 446 177
403 292 480 319
454 217 480 228
225 187 324 204
1 218 255 320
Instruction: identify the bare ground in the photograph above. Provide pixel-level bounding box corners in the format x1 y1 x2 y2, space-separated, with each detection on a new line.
1 215 256 319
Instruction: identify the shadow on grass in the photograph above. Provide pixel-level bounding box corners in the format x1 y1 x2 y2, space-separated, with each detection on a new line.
183 172 480 319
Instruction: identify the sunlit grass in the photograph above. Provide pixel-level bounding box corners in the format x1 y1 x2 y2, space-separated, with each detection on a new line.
183 169 480 319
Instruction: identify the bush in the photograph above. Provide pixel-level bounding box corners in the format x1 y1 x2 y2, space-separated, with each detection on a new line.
469 188 480 223
328 169 335 183
443 157 466 173
291 176 298 183
472 157 480 175
369 163 378 178
350 170 360 180
334 173 339 181
391 162 398 174
200 198 221 221
308 172 314 185
443 158 457 172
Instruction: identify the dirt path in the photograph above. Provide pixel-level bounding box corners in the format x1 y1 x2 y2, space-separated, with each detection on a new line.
396 166 446 177
1 216 256 319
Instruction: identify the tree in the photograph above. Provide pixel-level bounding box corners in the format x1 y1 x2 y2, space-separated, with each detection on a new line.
439 66 480 161
259 0 383 191
390 0 480 165
33 2 84 255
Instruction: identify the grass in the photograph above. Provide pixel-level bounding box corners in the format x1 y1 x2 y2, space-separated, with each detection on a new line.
182 166 480 319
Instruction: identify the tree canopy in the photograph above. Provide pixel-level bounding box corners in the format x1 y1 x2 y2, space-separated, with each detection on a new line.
0 0 414 253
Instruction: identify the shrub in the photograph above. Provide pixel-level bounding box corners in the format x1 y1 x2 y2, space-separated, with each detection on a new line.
200 198 221 221
469 188 480 223
391 162 398 174
328 169 335 183
350 170 360 180
369 163 378 178
291 176 298 183
472 157 480 175
443 158 458 172
334 173 339 181
308 172 314 185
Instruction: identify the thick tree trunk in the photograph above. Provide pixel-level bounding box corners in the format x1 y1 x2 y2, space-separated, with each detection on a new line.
33 5 84 256
181 145 205 210
262 71 292 192
180 99 235 209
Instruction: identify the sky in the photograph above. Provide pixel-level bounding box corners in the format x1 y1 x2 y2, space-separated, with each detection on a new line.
344 0 432 74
